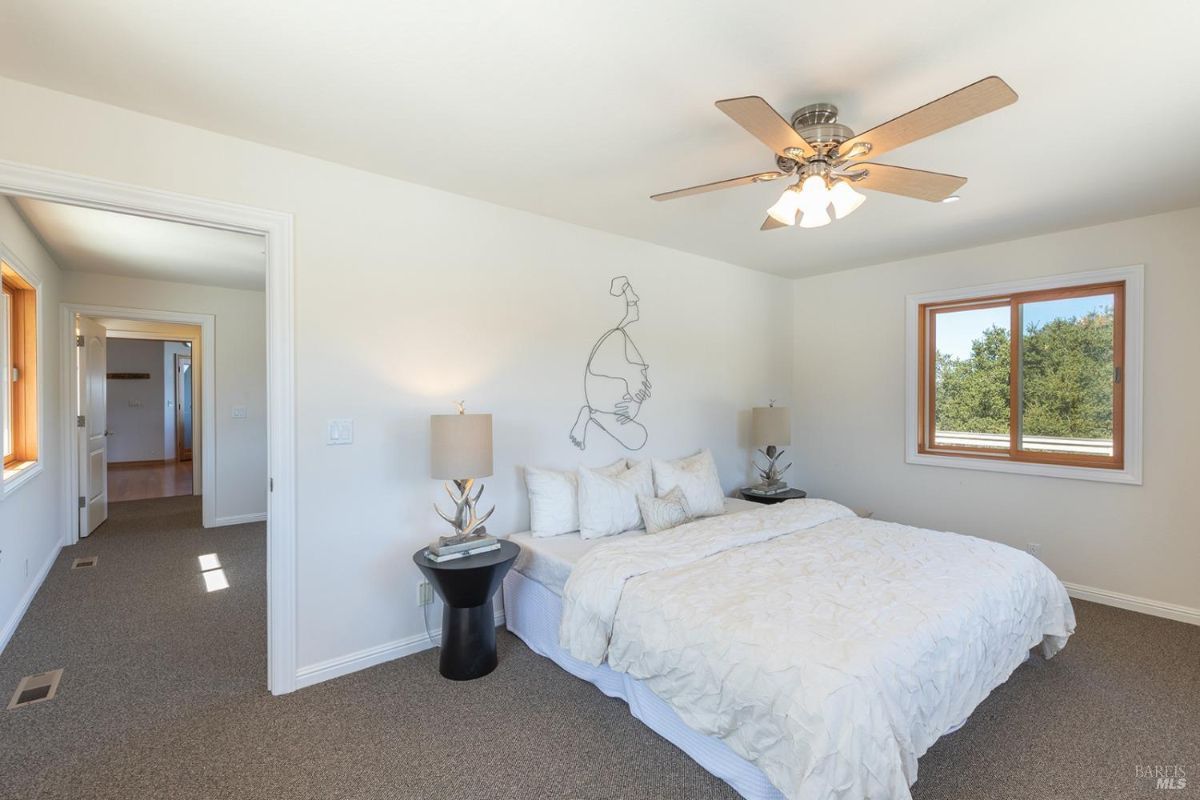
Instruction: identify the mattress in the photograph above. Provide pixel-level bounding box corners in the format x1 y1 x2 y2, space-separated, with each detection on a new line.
509 496 759 595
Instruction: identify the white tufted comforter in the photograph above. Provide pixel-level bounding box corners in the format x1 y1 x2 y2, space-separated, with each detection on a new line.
560 499 1075 800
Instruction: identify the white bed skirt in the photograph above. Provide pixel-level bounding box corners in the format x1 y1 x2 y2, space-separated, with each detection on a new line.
502 569 785 800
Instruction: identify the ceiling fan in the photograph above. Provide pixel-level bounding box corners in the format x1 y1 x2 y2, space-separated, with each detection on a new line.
651 76 1017 230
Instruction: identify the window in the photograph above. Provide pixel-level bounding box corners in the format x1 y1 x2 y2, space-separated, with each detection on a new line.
2 259 38 473
907 267 1142 484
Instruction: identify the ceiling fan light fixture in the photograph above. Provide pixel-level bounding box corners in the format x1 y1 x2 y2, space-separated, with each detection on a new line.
766 187 802 225
829 179 866 219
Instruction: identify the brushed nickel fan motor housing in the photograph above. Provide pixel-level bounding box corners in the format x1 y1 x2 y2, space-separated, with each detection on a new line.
775 103 855 172
791 103 854 145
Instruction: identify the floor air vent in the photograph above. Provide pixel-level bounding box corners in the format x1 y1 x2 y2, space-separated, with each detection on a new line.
7 669 63 710
71 556 98 569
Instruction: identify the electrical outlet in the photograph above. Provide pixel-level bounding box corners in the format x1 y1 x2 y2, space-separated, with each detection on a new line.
1026 543 1042 559
417 581 434 607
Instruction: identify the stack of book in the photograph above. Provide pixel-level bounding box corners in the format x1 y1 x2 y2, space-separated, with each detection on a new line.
743 484 791 497
425 535 500 563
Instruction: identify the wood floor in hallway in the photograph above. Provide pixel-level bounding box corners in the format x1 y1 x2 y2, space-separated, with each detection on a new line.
107 460 193 502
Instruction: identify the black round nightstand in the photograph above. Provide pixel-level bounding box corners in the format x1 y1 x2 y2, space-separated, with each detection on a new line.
739 488 807 505
412 540 519 681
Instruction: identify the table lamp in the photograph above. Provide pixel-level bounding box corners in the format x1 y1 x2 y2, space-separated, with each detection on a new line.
751 402 791 492
429 402 497 557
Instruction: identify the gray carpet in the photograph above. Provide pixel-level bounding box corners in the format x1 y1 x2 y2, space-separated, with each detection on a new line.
0 496 1196 799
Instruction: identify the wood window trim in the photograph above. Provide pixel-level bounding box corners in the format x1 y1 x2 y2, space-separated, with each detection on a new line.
2 263 38 469
917 279 1125 471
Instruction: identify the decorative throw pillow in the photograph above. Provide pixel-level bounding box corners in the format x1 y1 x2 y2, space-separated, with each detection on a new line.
578 459 654 539
526 459 627 537
651 449 725 517
637 486 693 535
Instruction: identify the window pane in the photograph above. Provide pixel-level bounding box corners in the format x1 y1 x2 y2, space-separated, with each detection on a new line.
3 290 12 460
1019 293 1115 456
933 305 1011 449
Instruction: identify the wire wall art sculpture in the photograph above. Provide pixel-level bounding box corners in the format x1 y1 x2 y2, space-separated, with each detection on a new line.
569 276 651 451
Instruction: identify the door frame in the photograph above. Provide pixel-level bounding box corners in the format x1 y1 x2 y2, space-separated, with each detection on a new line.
174 351 193 463
63 305 212 521
0 158 298 695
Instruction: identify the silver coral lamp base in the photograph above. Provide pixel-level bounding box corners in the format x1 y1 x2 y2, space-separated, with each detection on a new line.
751 445 791 493
429 478 497 556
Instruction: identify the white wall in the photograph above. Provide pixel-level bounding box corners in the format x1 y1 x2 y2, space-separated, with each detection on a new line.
61 273 266 524
105 338 166 463
792 207 1200 613
0 198 64 650
0 77 794 673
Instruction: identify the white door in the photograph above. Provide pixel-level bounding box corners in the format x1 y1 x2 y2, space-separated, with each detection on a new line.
78 317 108 536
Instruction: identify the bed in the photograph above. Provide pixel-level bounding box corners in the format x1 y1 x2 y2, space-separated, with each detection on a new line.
503 496 1076 800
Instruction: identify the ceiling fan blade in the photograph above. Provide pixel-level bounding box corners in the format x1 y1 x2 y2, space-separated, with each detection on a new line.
715 97 817 159
851 163 966 202
760 214 791 230
651 171 785 201
838 76 1017 161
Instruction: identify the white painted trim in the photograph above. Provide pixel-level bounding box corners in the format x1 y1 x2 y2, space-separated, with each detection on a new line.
905 264 1144 485
1 461 43 496
0 159 297 695
0 240 47 500
0 537 62 654
211 511 267 527
61 303 213 526
1064 582 1200 627
294 611 507 690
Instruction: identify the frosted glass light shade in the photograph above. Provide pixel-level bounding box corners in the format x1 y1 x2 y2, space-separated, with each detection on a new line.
829 180 866 219
430 413 493 479
796 175 831 213
751 406 791 447
767 188 802 225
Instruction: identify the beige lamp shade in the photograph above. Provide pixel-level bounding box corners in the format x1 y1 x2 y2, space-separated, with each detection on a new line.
751 406 791 447
430 413 493 479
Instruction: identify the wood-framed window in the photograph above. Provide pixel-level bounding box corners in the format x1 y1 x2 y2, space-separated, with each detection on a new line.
916 278 1126 472
2 260 38 470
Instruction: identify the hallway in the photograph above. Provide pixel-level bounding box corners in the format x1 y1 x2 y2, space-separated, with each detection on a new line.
107 461 194 502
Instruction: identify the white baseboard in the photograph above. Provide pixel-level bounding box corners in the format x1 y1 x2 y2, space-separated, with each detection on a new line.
294 609 506 690
0 540 63 655
209 512 267 527
1064 582 1200 626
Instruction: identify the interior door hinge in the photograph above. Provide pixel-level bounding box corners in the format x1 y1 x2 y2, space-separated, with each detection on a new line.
1114 366 1122 384
77 415 86 428
269 478 274 492
76 334 85 347
78 496 86 509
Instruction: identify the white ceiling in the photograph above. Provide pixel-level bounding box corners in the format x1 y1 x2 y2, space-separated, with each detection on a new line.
9 197 266 291
1 1 1198 278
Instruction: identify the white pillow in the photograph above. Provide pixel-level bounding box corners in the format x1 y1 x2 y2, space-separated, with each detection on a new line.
578 460 654 539
651 449 725 518
525 459 626 537
637 486 693 535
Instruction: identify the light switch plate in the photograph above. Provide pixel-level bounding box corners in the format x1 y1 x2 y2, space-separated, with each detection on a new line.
232 406 248 419
327 418 353 445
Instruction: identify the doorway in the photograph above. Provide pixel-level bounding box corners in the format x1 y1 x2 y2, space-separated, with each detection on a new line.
0 159 298 695
80 321 201 516
175 352 193 463
72 312 207 532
